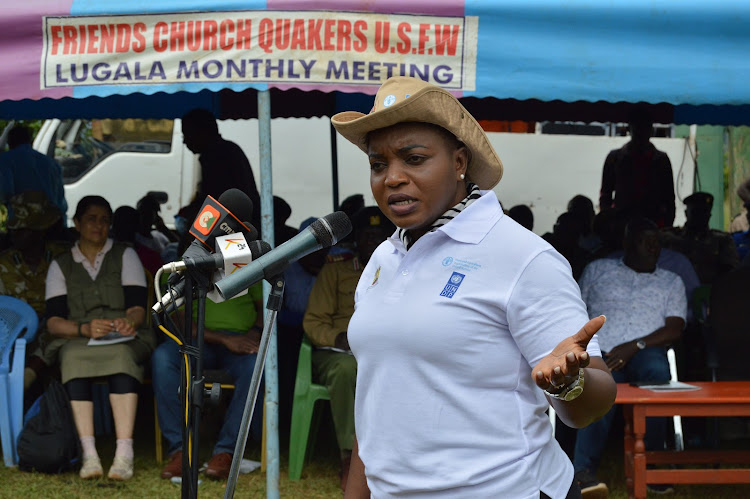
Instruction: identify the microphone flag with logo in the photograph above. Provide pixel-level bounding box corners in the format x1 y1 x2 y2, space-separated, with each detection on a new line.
189 193 255 248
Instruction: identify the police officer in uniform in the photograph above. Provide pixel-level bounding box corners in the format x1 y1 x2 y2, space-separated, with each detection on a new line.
661 192 739 285
303 206 394 492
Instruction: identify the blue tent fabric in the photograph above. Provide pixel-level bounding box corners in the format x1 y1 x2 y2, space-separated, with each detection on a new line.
468 0 750 106
2 1 750 122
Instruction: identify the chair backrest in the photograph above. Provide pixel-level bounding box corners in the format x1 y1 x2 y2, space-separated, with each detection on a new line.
0 296 39 374
295 336 315 394
692 285 712 325
708 266 750 380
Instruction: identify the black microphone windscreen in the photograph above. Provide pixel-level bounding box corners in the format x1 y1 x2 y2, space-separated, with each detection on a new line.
242 222 259 242
218 188 254 223
311 211 352 248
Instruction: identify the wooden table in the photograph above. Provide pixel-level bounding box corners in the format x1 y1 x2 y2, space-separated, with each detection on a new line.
615 381 750 499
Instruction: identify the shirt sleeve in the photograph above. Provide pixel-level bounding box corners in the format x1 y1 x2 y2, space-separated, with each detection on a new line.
121 247 146 287
665 274 688 322
45 259 67 300
507 249 602 367
577 261 597 306
303 262 341 347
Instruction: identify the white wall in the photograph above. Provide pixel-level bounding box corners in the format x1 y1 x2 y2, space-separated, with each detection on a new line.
221 118 694 235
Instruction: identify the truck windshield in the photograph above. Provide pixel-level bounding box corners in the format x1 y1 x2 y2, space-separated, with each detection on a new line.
55 119 174 183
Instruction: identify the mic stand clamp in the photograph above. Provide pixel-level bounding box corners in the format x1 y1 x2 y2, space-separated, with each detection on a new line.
224 275 286 498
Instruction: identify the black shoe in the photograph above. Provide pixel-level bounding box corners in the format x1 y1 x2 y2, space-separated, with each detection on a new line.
575 469 609 499
646 483 674 495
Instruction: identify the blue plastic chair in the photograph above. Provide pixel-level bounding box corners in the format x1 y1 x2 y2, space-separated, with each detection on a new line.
0 296 39 467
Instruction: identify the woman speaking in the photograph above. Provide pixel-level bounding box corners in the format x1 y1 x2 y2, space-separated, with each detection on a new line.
332 77 616 499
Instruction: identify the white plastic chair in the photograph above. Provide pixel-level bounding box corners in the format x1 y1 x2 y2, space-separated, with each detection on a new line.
667 347 684 451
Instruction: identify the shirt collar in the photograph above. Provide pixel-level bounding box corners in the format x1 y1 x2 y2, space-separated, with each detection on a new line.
71 238 113 263
386 190 503 252
438 190 504 244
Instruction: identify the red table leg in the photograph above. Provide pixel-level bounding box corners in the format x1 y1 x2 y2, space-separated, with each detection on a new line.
623 404 634 499
633 405 648 499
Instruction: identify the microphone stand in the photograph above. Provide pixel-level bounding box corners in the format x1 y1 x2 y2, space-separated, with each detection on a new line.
178 267 213 499
224 275 285 499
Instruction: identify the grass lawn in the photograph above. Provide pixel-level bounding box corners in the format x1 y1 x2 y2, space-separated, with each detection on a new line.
2 398 750 498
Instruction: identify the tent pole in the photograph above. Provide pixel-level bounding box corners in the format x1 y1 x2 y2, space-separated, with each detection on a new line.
258 89 280 499
330 122 340 211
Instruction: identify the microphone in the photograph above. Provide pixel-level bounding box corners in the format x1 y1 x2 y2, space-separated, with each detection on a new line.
161 236 270 274
152 188 260 314
153 237 271 313
214 211 352 300
189 188 257 246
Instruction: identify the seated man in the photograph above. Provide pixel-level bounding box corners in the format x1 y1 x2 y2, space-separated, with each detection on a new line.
303 206 394 492
152 281 264 480
573 218 686 497
0 192 70 389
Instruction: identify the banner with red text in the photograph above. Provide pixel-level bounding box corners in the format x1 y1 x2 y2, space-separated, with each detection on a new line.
42 10 477 91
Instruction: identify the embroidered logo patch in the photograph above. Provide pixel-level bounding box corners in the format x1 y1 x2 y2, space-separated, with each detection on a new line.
440 272 465 298
371 266 381 286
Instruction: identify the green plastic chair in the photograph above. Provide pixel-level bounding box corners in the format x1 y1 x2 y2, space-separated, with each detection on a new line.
692 285 711 325
288 336 330 480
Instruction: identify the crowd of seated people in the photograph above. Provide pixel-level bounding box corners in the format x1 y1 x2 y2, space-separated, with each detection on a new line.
509 183 749 498
0 183 384 488
4 113 750 495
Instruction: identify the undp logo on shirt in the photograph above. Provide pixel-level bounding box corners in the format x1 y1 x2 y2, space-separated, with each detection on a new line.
440 271 465 299
193 206 220 236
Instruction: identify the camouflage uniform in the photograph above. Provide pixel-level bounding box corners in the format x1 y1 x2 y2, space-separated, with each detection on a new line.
0 191 67 365
0 241 69 317
0 191 66 316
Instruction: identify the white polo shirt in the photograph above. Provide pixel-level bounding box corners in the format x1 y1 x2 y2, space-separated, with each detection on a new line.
349 191 601 499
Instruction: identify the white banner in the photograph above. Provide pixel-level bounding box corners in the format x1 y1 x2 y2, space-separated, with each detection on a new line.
42 10 478 91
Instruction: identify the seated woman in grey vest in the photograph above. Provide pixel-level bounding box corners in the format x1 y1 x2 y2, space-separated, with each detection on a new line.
45 195 156 481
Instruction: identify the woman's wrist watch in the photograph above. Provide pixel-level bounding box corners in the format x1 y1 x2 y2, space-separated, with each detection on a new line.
546 368 585 401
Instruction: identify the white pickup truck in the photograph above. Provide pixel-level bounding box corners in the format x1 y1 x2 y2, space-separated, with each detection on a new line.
28 117 693 234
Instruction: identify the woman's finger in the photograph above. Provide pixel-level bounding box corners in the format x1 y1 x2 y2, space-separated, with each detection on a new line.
571 315 606 344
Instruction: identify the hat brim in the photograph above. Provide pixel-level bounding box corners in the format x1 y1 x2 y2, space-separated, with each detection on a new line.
332 86 503 190
7 212 60 230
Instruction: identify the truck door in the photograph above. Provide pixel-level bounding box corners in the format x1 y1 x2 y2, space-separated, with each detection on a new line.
41 118 185 227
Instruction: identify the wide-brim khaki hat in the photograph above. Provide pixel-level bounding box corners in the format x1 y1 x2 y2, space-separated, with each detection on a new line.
331 77 503 190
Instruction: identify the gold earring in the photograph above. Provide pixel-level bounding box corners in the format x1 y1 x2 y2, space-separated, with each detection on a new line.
459 173 465 180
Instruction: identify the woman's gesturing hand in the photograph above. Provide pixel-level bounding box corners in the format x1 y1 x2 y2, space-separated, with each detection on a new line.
532 315 606 392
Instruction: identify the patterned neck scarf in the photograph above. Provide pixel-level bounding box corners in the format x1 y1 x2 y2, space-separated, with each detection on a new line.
398 182 481 251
